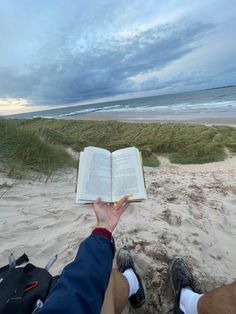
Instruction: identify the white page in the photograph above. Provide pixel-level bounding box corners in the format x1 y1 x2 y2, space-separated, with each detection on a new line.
111 147 147 201
76 146 111 202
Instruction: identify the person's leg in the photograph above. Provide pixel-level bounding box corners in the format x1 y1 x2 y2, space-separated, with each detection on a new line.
116 246 146 308
170 258 236 314
102 246 146 314
197 281 236 314
170 258 203 314
101 269 129 314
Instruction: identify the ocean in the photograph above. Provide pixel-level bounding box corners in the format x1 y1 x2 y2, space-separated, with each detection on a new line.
8 86 236 122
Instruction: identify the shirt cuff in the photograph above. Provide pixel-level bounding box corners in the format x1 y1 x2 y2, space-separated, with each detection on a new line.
92 228 112 240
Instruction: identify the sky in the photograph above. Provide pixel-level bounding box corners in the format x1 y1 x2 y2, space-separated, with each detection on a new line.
0 0 236 115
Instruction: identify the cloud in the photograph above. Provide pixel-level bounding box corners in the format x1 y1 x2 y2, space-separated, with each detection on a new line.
0 17 213 105
1 0 235 110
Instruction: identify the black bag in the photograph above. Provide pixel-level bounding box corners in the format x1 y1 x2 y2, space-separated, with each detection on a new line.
0 253 59 314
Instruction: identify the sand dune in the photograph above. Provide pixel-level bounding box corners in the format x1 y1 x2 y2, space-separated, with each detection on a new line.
0 156 236 313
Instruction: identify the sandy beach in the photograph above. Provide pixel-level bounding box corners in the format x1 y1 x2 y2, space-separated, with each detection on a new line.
61 111 236 127
0 153 235 313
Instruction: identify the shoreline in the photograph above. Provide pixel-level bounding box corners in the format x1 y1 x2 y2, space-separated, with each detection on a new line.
60 113 236 127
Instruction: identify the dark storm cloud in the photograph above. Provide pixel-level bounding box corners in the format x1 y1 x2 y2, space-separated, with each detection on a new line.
0 17 213 104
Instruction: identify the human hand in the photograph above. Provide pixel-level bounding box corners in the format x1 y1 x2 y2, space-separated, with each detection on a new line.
93 195 130 233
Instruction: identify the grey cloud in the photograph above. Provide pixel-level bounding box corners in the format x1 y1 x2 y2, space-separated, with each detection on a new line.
138 64 236 94
0 17 213 104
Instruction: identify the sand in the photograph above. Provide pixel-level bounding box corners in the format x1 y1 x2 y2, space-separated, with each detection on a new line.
0 156 236 313
62 112 236 127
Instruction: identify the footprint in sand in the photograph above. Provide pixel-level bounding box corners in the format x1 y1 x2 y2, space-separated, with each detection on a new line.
147 181 161 194
209 201 229 215
230 198 236 205
161 209 182 227
165 192 180 204
187 192 205 203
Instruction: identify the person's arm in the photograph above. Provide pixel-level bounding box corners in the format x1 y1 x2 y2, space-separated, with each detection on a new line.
37 195 129 314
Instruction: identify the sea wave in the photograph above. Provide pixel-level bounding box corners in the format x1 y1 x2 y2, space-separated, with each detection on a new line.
97 100 236 113
56 104 122 117
35 100 236 118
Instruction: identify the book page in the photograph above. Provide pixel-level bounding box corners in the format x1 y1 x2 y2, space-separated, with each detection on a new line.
76 147 111 202
111 147 147 201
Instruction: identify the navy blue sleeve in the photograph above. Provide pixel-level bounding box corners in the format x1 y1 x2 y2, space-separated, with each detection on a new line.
37 233 114 314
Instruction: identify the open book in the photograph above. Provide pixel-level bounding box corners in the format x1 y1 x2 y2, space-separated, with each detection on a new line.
76 146 147 203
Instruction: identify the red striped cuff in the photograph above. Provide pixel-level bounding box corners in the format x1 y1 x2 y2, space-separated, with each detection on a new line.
92 228 112 240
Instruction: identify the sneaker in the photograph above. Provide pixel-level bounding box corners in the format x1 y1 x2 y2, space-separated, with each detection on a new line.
170 258 199 314
116 246 145 308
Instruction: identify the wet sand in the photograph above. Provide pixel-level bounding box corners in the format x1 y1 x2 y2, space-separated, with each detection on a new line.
61 112 236 127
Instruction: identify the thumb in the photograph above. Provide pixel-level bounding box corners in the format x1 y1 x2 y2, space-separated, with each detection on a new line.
95 196 102 204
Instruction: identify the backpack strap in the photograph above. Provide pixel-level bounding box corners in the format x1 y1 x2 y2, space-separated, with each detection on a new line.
0 254 29 274
0 266 33 314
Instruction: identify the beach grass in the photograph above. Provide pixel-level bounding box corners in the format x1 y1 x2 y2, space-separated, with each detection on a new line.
0 119 73 178
142 154 160 167
15 118 236 166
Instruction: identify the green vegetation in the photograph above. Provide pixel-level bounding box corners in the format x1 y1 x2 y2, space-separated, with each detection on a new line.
142 154 160 167
0 119 73 178
15 118 236 166
169 143 225 164
214 126 236 153
1 118 235 177
139 145 160 167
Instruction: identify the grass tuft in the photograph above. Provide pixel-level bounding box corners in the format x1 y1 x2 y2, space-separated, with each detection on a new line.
8 119 236 166
143 154 160 167
0 119 73 178
169 143 225 164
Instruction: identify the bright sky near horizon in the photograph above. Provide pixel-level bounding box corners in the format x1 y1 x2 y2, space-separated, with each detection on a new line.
0 0 236 115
